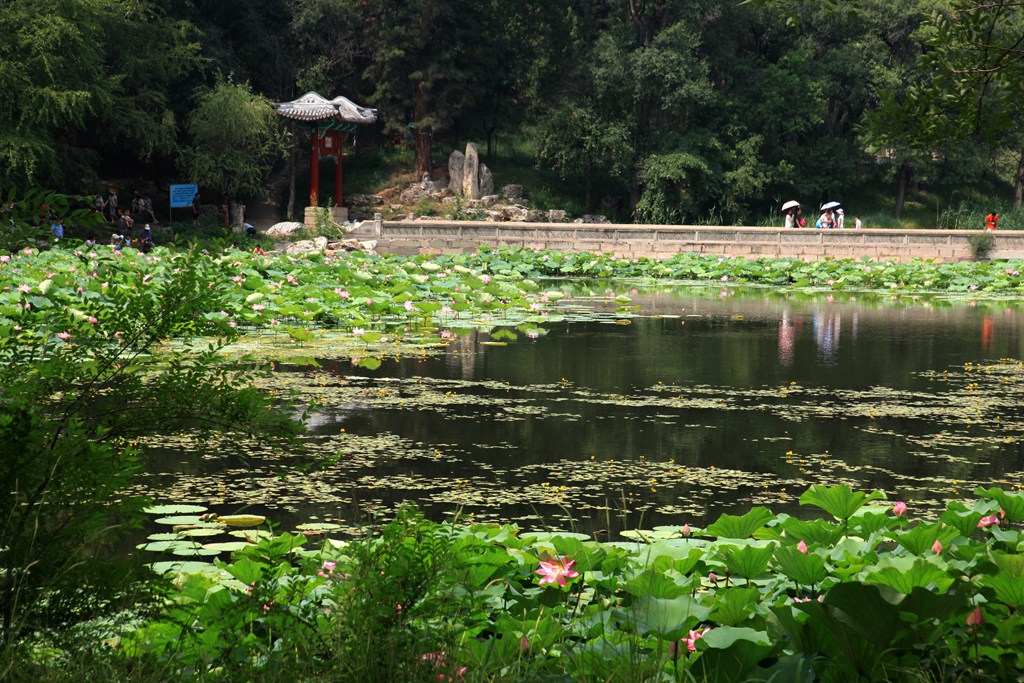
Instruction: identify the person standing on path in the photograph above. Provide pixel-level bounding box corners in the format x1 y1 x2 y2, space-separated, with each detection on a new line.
985 211 999 230
192 191 202 225
51 218 64 242
855 215 862 229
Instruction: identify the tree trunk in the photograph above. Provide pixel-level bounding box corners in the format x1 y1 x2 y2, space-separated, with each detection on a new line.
286 130 297 220
894 164 911 218
1014 149 1024 210
414 84 432 178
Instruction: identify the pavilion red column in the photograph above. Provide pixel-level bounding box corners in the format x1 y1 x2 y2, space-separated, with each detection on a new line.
309 124 320 206
334 137 343 208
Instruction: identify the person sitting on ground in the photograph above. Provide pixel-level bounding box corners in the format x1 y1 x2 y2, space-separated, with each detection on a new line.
985 211 999 230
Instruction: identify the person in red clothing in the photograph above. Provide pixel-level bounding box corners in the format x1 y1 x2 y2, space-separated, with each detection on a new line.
985 211 999 230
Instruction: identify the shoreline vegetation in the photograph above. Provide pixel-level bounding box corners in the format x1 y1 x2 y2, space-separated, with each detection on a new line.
3 239 1024 680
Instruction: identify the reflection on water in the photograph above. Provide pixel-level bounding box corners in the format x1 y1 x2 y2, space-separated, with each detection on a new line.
140 286 1024 536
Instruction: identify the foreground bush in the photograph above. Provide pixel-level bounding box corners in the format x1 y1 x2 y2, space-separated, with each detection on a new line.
113 485 1024 682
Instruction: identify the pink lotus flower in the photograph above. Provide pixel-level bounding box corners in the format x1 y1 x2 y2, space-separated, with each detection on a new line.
17 284 30 294
535 557 580 587
56 332 70 340
682 627 711 651
977 514 1000 528
86 316 98 324
797 540 808 554
892 501 908 517
480 274 491 283
931 540 943 555
352 327 365 336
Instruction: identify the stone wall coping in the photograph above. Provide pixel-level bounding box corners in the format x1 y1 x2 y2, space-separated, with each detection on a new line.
380 220 1002 239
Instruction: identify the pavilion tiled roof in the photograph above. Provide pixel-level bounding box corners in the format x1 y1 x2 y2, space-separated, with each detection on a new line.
275 91 377 125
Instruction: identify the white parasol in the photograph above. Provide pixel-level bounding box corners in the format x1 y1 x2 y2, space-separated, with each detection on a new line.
820 201 841 211
781 200 800 211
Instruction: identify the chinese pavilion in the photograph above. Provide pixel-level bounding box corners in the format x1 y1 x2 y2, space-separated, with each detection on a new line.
274 92 377 223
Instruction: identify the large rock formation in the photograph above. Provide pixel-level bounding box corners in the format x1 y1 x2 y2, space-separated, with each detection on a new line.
447 143 493 200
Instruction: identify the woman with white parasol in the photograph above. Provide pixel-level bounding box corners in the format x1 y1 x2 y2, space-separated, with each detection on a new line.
818 201 841 229
782 200 800 228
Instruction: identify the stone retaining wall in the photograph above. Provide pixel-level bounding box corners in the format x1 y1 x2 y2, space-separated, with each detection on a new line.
353 218 1024 261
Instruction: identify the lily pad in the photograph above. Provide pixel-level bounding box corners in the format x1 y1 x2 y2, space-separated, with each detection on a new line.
154 515 205 526
149 561 214 574
295 522 342 531
201 541 253 552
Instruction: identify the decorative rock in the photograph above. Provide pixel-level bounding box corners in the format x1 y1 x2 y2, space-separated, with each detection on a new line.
448 150 465 194
548 209 568 222
463 143 480 199
502 204 530 222
285 239 317 253
486 210 504 221
502 184 524 200
480 195 500 206
347 194 384 206
480 164 494 197
441 196 459 206
526 210 547 222
578 214 611 224
400 186 427 204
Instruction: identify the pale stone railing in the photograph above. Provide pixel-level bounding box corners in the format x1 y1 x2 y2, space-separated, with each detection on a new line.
351 216 1024 261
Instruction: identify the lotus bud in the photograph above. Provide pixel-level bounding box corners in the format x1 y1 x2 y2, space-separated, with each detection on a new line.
892 501 907 517
967 607 984 626
797 540 809 554
931 540 943 555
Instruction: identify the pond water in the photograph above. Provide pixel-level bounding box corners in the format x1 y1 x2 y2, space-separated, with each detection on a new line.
137 285 1024 540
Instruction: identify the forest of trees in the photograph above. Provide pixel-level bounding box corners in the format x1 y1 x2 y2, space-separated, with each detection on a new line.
1 0 1022 224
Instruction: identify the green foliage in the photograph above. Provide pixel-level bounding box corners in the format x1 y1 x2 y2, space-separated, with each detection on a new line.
0 192 301 664
93 485 1024 681
969 232 996 260
178 79 285 200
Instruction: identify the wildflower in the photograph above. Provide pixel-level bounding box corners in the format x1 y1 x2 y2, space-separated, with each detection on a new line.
535 557 579 587
931 539 943 555
797 540 808 554
892 501 908 517
977 514 1000 528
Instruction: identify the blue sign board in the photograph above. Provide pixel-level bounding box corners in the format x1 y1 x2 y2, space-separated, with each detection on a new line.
169 184 198 208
